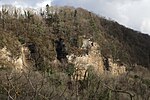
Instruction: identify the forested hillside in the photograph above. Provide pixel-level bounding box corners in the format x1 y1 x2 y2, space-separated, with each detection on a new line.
0 5 149 69
0 5 150 100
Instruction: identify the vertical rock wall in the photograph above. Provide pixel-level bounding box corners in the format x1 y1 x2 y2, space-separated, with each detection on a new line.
67 39 127 80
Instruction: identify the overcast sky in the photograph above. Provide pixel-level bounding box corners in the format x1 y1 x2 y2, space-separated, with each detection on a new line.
0 0 150 35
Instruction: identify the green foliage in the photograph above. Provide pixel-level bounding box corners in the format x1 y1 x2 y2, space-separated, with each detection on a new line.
142 79 150 86
100 18 150 67
0 5 150 99
18 36 25 44
0 4 150 70
65 63 75 76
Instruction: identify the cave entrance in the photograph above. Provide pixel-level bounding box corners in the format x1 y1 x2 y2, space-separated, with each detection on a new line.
55 38 68 63
103 57 110 71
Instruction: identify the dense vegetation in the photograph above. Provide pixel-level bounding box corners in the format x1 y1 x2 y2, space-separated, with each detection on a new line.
0 5 150 69
0 5 150 100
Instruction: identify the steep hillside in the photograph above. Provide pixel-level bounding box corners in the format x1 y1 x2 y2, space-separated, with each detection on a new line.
0 5 150 100
1 6 149 69
100 18 150 68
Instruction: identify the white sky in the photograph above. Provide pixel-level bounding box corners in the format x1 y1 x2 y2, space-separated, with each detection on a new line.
0 0 150 35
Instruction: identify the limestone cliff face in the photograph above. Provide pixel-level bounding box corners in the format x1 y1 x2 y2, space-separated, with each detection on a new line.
88 42 104 74
108 58 126 76
67 42 104 80
0 45 33 71
67 40 126 80
0 40 126 76
0 46 12 68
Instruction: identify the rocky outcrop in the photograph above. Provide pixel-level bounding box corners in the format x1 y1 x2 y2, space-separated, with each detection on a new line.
67 40 126 80
0 45 33 71
0 46 12 68
108 58 126 76
0 39 126 76
67 42 104 80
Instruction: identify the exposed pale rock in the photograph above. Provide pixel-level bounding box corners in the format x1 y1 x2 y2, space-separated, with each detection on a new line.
67 42 104 80
0 45 32 71
0 46 12 62
67 41 126 80
108 58 126 76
